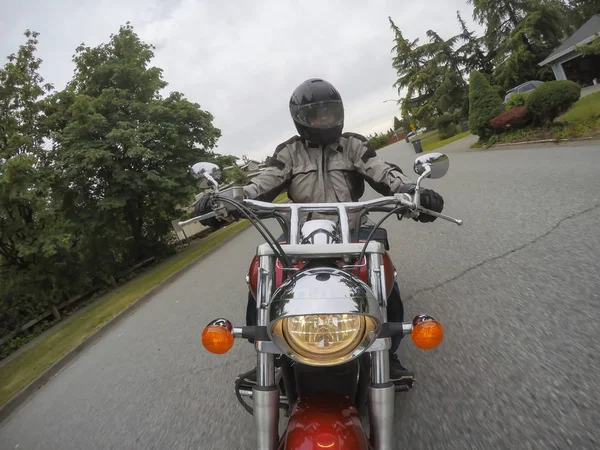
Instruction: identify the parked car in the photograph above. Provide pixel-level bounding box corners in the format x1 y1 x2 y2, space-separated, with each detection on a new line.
503 80 544 103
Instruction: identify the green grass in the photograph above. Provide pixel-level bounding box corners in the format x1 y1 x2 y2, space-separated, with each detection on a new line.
0 219 250 407
409 127 472 152
559 91 600 123
409 129 437 143
422 130 472 152
273 191 289 203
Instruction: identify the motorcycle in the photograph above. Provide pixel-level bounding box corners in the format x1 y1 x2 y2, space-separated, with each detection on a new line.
179 152 463 450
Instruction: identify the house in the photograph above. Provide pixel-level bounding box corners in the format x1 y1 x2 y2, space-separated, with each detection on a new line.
223 159 265 178
238 159 264 177
539 14 600 86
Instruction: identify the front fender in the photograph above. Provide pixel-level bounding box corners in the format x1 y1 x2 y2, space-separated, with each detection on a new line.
279 394 369 450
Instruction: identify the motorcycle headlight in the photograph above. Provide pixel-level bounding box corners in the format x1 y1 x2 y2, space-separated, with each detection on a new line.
272 314 378 365
268 268 383 366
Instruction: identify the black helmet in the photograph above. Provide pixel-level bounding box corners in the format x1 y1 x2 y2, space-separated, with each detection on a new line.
289 78 344 146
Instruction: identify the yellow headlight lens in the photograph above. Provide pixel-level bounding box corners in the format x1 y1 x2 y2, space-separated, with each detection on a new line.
279 314 373 362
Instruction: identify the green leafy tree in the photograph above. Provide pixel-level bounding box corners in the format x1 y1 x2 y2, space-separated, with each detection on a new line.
0 31 83 335
223 165 248 185
46 23 221 262
576 33 600 56
393 116 402 131
468 70 504 137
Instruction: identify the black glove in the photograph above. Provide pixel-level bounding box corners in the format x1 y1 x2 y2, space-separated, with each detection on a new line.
396 183 444 223
194 194 225 229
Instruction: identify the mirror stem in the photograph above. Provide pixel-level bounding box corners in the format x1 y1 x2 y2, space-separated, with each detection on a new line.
205 174 219 192
414 165 431 209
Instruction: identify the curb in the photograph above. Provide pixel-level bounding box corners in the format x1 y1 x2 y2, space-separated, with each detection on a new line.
0 220 255 424
486 136 596 148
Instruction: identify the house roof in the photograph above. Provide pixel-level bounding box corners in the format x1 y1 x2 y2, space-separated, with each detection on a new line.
540 14 600 66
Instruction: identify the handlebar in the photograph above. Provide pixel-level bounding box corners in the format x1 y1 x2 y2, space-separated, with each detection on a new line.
178 193 461 247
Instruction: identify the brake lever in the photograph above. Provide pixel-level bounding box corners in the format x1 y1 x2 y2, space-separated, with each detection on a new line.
393 193 463 226
178 210 218 227
418 207 463 226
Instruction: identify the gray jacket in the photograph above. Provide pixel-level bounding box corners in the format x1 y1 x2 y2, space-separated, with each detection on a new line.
243 133 412 227
244 133 412 228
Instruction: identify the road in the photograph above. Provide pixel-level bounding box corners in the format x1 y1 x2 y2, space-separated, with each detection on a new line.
1 139 600 449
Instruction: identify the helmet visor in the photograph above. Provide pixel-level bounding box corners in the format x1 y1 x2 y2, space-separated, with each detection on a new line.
290 101 344 128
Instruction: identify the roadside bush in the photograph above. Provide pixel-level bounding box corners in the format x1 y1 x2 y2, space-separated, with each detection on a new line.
526 80 581 124
505 93 529 108
367 131 394 150
468 71 504 138
436 114 458 140
489 106 531 131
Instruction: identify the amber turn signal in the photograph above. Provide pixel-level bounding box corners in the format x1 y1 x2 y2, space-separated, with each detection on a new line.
411 320 444 350
202 325 234 354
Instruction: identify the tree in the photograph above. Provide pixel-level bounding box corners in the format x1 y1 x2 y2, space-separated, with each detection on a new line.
468 0 530 51
423 29 467 115
393 116 402 131
456 11 494 75
494 1 567 89
468 70 504 137
468 0 568 90
46 23 221 262
0 31 82 334
563 0 600 29
389 17 438 120
576 33 600 56
389 15 484 122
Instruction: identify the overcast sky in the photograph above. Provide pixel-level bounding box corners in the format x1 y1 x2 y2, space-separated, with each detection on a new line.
1 0 483 161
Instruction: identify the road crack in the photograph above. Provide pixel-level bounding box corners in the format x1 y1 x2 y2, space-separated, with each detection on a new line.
404 203 600 302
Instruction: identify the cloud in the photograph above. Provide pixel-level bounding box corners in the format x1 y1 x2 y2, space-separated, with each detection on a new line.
1 0 483 161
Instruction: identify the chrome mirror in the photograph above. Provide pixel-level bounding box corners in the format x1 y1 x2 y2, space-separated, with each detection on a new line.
413 152 449 179
191 161 221 189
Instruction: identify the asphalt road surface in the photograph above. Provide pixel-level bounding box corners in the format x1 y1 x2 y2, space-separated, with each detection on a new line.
1 139 600 449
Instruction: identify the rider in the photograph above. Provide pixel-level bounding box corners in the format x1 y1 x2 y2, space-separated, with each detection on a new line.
195 78 444 382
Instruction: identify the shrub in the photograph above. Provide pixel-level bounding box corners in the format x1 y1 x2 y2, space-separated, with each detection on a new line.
505 92 529 108
526 80 581 124
439 126 458 140
489 106 531 131
436 114 458 140
468 71 504 138
436 113 457 128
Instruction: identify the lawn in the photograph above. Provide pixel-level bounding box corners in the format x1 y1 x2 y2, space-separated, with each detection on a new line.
410 127 472 152
560 91 600 123
409 129 438 143
273 191 289 203
422 130 472 152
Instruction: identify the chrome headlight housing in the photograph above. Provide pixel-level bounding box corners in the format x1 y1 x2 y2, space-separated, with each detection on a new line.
268 268 382 366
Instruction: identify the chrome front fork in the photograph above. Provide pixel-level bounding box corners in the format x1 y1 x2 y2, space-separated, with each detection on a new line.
368 253 395 450
254 255 279 450
252 252 395 450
